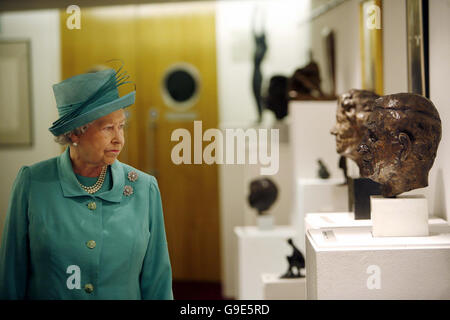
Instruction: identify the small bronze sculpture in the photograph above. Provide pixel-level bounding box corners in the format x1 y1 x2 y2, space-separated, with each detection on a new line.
248 178 278 215
280 238 305 279
317 159 330 179
357 93 442 197
331 89 380 162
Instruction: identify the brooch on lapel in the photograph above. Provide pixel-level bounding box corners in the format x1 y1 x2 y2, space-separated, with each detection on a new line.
128 171 138 182
123 185 134 196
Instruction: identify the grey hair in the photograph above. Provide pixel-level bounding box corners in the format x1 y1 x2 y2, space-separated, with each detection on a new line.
54 122 93 146
53 110 130 145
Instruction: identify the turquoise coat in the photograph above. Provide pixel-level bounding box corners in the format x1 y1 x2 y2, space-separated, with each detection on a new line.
0 148 173 300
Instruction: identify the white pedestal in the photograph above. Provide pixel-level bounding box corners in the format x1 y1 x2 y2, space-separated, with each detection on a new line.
371 195 429 237
306 223 450 299
292 178 348 254
235 226 297 300
261 273 306 300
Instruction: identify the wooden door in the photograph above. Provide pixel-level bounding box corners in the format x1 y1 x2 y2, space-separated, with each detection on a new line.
60 3 220 282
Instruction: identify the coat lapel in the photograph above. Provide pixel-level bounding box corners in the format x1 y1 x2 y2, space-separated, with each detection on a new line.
57 147 124 203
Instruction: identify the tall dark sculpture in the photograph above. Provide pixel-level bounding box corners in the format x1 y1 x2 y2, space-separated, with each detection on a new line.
251 12 267 123
357 93 442 197
331 89 380 162
248 178 278 215
280 238 305 279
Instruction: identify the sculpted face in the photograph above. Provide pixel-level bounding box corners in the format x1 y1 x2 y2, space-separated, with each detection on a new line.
331 89 379 161
357 93 441 197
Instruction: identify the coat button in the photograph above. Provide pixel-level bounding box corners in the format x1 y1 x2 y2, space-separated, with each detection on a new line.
84 283 94 293
86 240 96 249
87 202 96 210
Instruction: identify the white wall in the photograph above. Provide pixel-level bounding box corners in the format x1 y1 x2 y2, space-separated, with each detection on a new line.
216 0 311 298
0 10 61 238
310 0 361 95
428 0 450 221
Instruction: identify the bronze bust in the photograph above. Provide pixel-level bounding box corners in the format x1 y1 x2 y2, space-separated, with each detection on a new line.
357 93 442 197
331 89 380 162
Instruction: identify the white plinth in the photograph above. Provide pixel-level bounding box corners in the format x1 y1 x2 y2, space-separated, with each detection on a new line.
306 223 450 299
261 273 306 300
235 226 297 300
371 195 429 237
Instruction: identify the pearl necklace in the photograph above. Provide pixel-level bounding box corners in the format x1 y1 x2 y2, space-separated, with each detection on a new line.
77 165 107 194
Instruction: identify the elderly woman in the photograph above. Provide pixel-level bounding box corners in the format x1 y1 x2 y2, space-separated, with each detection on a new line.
0 67 173 299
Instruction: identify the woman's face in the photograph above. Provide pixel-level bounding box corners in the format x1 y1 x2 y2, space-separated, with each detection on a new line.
72 109 126 167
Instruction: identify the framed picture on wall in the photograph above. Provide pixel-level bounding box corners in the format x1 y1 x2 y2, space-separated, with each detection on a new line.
0 40 33 147
406 0 429 98
359 0 383 95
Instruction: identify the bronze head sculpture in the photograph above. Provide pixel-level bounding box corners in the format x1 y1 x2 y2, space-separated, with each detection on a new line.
331 89 380 162
357 93 442 197
248 178 278 215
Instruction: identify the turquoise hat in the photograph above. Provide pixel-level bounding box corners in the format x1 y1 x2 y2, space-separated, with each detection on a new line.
49 66 135 136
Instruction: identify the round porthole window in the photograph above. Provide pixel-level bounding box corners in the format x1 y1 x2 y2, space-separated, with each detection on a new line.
161 63 200 111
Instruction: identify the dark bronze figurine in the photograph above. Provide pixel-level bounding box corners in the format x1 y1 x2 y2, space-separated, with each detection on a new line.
317 159 330 179
280 238 305 279
331 89 380 162
357 93 442 197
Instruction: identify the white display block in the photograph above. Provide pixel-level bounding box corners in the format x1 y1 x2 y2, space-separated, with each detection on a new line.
292 178 348 254
371 195 429 237
235 226 297 300
261 273 306 300
306 223 450 299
